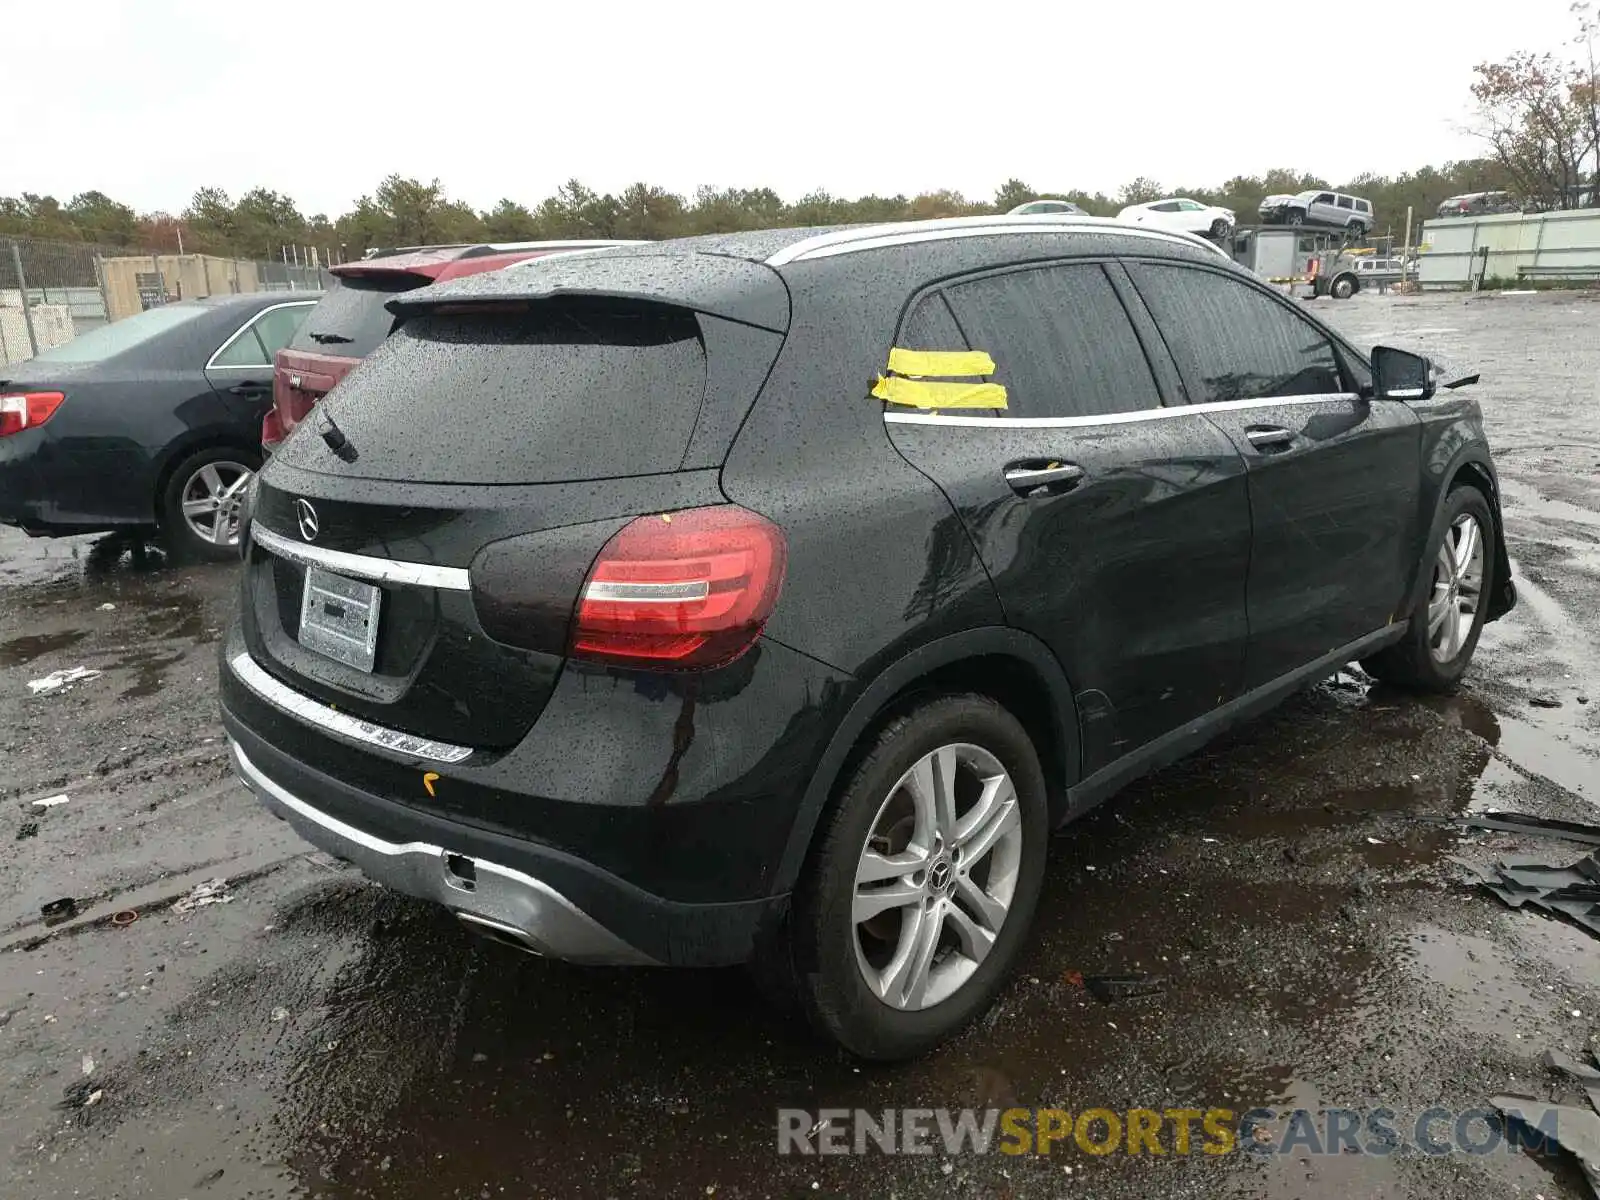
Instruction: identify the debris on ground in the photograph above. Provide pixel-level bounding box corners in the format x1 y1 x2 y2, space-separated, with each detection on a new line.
40 898 78 925
27 667 103 696
31 794 69 809
1530 695 1564 709
81 1054 95 1077
111 910 137 927
1492 1096 1600 1197
1475 851 1600 938
1542 1048 1600 1111
1445 810 1600 846
56 1079 104 1111
98 602 115 611
1082 974 1165 1002
270 1007 289 1022
16 822 38 841
172 879 232 913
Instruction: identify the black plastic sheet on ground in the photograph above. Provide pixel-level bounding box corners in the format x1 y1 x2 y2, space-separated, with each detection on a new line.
1476 850 1600 937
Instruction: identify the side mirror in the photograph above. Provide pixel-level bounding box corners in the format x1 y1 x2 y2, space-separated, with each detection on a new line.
1371 345 1434 401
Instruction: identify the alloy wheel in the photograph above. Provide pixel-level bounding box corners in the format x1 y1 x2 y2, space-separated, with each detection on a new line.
180 460 253 547
1427 512 1485 663
852 743 1024 1011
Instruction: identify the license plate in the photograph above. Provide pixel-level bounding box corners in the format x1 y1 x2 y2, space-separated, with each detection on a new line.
298 565 382 672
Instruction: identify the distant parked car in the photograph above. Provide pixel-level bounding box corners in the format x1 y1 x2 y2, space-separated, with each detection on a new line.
1116 197 1235 239
1 293 316 559
1260 190 1373 236
263 241 640 450
1436 192 1519 219
1007 199 1086 216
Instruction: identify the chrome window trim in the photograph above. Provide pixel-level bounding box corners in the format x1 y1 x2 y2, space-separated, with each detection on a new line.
766 217 1230 266
882 392 1360 429
205 300 318 371
252 523 471 591
228 651 474 763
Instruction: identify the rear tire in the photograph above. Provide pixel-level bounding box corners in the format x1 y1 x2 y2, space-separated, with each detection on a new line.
1287 209 1306 226
1209 218 1231 239
1362 486 1495 691
779 694 1049 1060
1331 274 1358 300
160 446 259 563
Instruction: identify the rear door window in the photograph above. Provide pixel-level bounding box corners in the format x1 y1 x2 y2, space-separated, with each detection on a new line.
1128 263 1344 404
211 303 313 367
288 275 425 359
940 263 1162 419
282 301 708 484
1336 196 1354 210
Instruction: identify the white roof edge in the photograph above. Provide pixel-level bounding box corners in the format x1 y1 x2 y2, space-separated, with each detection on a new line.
766 215 1229 266
482 239 651 251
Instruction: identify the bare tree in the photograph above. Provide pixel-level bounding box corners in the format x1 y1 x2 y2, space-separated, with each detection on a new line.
1471 7 1599 208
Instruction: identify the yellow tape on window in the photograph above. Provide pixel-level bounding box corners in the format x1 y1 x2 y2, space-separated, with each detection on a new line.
871 376 1008 410
886 347 997 378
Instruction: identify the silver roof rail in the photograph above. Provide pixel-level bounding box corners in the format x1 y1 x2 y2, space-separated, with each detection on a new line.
766 214 1230 266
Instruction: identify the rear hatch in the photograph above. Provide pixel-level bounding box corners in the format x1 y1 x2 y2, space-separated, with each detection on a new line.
266 271 428 446
240 257 789 751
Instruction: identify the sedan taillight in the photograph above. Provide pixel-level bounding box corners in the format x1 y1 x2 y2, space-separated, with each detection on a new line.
571 506 787 669
0 392 65 438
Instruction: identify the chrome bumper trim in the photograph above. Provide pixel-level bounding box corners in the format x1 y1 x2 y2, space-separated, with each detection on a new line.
252 523 472 591
228 650 474 764
230 740 657 967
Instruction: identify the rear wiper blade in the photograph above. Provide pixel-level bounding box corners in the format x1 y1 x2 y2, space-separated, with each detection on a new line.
319 413 358 463
307 332 353 345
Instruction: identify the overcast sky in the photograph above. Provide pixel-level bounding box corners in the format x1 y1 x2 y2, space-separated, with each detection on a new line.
9 0 1585 217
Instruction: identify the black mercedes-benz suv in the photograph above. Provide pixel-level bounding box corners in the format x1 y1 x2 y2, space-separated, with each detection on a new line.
221 216 1514 1060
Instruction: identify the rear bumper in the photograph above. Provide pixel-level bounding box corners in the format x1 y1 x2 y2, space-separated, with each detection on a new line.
230 738 659 965
220 676 804 968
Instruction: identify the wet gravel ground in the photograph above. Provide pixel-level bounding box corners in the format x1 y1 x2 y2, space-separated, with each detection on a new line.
3 289 1600 1199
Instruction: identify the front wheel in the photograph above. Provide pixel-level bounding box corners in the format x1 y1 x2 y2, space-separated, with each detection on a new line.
1287 209 1306 226
1330 273 1358 299
780 694 1048 1060
1362 486 1495 691
160 447 259 562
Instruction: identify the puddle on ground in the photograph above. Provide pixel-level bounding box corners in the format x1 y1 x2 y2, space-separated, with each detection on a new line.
1401 927 1545 1052
0 628 89 667
112 647 187 700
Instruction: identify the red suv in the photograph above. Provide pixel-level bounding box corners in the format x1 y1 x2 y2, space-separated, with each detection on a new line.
262 241 638 449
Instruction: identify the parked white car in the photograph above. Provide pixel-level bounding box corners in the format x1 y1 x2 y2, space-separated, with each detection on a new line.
1116 197 1235 239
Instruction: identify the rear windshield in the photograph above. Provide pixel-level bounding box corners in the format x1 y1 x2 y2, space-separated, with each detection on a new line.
289 303 708 484
30 302 208 364
287 274 425 359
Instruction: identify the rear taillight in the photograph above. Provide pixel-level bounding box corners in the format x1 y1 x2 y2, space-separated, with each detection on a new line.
261 408 286 449
571 506 787 669
0 392 65 438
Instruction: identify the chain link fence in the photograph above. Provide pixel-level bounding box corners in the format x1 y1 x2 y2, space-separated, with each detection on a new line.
0 237 331 366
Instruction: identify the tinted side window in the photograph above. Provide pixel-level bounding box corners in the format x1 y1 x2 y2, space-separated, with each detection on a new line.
942 263 1161 419
253 305 312 355
1128 263 1343 404
211 323 269 367
897 292 968 355
1336 196 1354 209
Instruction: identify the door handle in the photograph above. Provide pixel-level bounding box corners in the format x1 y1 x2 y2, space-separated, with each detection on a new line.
1245 426 1295 449
1004 461 1085 496
228 383 269 396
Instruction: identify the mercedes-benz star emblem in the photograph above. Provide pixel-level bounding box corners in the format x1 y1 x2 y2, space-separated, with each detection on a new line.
294 498 319 542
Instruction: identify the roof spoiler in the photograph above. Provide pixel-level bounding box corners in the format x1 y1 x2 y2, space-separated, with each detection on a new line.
385 250 791 332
